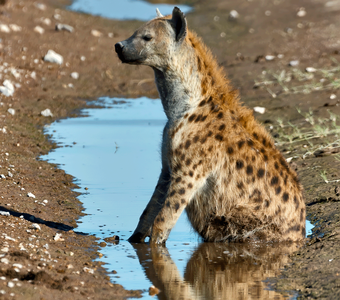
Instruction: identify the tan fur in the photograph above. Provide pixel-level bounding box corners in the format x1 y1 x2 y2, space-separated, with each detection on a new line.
116 8 306 244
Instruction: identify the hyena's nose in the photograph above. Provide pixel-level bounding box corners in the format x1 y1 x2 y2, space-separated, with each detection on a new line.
115 42 124 55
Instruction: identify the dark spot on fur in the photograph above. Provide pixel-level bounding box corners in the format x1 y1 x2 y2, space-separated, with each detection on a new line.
282 192 289 202
185 140 191 149
188 183 193 189
250 189 262 203
169 191 176 197
193 135 199 143
257 168 265 178
195 114 202 122
275 205 282 215
237 181 244 189
275 186 282 195
262 138 267 147
253 132 259 140
246 165 253 175
294 196 300 209
174 202 180 212
215 134 223 141
252 156 256 162
280 157 289 171
217 112 223 119
236 160 244 169
227 147 234 155
185 158 192 166
175 177 182 183
301 226 306 236
264 200 270 207
270 176 279 186
173 163 181 173
263 154 268 161
184 113 189 119
181 199 186 204
198 160 203 165
199 100 206 107
180 154 185 161
200 137 207 144
201 115 207 122
247 140 254 147
188 114 196 122
207 131 213 137
289 224 301 232
274 162 279 170
179 188 185 195
218 124 226 131
208 146 213 152
284 175 288 185
260 148 266 154
189 171 194 177
254 205 261 211
166 201 171 207
238 140 245 149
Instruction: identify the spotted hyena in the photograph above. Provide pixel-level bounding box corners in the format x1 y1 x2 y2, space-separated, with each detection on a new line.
115 7 306 244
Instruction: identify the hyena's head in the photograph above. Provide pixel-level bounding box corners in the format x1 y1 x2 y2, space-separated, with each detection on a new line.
115 7 187 69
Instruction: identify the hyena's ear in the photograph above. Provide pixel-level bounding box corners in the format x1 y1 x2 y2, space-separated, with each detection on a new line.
171 7 187 42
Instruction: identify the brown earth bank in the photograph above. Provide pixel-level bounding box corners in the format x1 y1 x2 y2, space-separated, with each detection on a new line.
0 0 339 299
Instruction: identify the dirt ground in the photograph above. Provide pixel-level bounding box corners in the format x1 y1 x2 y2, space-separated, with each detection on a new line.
0 0 340 299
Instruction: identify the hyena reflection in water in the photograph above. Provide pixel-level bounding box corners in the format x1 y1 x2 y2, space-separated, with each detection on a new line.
132 242 301 300
115 7 306 244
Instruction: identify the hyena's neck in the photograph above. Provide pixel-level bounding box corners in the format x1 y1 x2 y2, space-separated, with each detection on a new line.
154 31 231 122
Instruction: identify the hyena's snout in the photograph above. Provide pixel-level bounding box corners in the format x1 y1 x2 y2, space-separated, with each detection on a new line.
115 39 144 64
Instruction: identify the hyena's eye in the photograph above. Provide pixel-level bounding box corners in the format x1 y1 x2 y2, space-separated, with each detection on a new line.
143 34 153 41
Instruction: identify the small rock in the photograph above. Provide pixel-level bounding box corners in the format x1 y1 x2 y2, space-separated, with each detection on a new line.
91 29 102 37
83 267 94 274
13 264 22 269
80 56 86 61
7 171 13 177
0 174 6 179
7 108 15 115
9 24 21 32
42 18 51 26
330 94 337 99
104 235 120 244
306 67 316 73
35 3 46 10
1 80 15 97
0 212 10 216
297 8 306 17
55 23 74 33
34 26 45 35
44 50 63 65
149 285 160 296
54 14 61 20
265 55 275 61
0 258 9 264
70 72 79 79
7 282 14 288
43 200 48 204
229 10 239 20
27 192 36 198
54 233 64 241
0 24 10 33
253 106 266 114
31 224 41 231
277 54 284 59
289 60 299 66
41 108 53 117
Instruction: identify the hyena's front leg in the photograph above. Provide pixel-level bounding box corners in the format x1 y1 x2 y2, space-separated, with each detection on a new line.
128 168 170 243
150 175 206 244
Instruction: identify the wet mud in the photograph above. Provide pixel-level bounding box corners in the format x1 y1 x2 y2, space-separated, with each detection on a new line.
0 0 339 299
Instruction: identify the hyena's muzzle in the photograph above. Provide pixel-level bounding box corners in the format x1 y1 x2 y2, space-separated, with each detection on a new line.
115 35 145 64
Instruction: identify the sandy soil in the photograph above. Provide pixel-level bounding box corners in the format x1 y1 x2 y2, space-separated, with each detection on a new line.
0 0 339 299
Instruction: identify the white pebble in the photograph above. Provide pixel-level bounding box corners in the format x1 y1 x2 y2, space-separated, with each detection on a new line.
330 94 336 99
7 171 13 177
80 56 86 61
1 80 15 97
1 247 9 252
54 233 64 241
0 258 9 264
0 24 10 33
54 14 61 20
42 18 51 26
71 72 79 79
43 200 48 204
30 224 41 231
44 50 63 65
7 282 14 288
297 8 306 17
0 212 10 216
35 3 46 10
0 290 5 295
13 264 22 269
229 10 239 19
289 60 299 66
56 23 74 33
91 29 102 37
7 108 15 115
27 192 35 198
34 26 45 35
41 108 53 117
306 67 316 73
253 106 266 114
277 54 284 59
83 267 94 274
265 55 275 61
9 24 21 32
265 10 271 16
0 174 6 179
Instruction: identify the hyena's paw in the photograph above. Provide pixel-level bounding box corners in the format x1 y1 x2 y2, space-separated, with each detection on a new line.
150 227 171 244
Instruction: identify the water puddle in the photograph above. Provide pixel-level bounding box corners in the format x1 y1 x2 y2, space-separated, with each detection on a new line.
44 97 314 299
68 0 192 21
